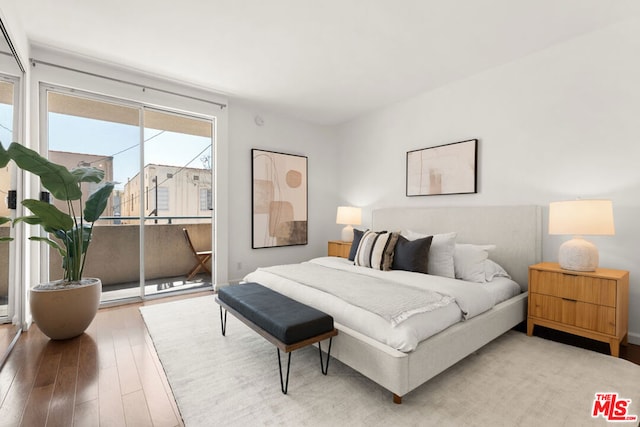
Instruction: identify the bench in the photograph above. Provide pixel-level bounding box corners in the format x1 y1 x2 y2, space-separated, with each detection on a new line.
215 282 338 394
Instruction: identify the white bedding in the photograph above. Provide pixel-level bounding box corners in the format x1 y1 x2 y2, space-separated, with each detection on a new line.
260 261 455 326
243 257 522 352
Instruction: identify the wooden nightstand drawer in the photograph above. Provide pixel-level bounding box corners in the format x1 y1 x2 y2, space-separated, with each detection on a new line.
529 293 616 335
529 270 616 307
328 240 352 259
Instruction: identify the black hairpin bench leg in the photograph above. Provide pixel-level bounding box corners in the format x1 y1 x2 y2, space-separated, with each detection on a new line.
277 349 292 394
278 337 334 395
220 306 227 336
215 294 337 396
318 337 333 375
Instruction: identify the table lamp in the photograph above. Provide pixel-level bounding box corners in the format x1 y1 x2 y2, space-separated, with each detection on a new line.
548 199 615 271
336 206 361 242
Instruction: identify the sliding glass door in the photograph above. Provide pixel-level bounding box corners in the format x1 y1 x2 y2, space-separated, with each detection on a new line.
46 91 142 302
142 108 213 297
0 78 17 322
44 88 214 303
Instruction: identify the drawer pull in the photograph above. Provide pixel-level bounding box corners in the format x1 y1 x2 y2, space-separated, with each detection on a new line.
562 298 577 303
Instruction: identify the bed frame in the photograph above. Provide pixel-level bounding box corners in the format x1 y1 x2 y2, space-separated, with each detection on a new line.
327 205 542 403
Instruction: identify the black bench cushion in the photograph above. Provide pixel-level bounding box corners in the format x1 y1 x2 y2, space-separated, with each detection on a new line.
218 282 334 345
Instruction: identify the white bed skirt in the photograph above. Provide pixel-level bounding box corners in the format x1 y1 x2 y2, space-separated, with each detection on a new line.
325 292 528 399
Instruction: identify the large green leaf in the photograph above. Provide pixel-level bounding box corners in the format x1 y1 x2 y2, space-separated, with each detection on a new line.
60 225 92 281
21 199 74 232
77 224 92 253
12 215 43 226
13 215 64 239
70 167 105 183
0 142 9 168
7 142 82 201
60 225 91 255
0 237 13 242
84 182 114 222
29 236 66 257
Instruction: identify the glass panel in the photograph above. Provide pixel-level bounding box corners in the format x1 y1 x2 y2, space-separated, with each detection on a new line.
142 108 213 297
0 80 14 322
0 14 24 366
46 91 142 303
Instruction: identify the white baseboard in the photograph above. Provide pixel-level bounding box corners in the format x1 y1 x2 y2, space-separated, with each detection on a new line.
627 331 640 346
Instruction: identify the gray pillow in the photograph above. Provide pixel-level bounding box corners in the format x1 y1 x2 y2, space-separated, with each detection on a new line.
392 235 433 274
348 228 367 261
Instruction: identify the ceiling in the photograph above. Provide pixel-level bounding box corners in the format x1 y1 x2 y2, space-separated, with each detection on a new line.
10 0 640 125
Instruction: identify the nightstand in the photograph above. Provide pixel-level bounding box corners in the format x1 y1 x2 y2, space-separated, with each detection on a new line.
328 240 352 259
527 262 629 357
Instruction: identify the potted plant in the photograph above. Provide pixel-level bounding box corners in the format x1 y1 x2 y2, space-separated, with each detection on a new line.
0 141 114 340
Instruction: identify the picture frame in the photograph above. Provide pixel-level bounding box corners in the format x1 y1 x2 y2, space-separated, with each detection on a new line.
406 139 478 196
252 149 308 248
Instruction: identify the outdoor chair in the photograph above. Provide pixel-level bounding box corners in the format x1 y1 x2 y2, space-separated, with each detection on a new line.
183 228 213 280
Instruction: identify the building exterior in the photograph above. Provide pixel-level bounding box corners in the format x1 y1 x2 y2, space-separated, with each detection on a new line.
48 150 115 220
39 153 213 226
122 163 212 224
1 150 115 220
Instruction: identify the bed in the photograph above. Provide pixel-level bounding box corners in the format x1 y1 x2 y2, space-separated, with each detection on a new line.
244 206 542 403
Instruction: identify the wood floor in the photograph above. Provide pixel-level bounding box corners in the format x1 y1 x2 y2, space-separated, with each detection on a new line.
0 291 212 427
0 292 638 427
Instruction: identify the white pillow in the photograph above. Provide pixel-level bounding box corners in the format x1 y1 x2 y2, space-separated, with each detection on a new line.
453 243 496 283
484 259 511 281
402 230 457 278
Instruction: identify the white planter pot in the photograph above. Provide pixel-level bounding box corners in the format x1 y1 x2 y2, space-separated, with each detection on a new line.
30 278 102 340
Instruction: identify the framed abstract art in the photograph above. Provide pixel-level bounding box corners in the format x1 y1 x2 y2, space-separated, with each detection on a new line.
252 149 308 248
406 139 478 196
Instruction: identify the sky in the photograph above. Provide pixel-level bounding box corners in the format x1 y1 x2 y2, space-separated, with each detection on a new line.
0 103 13 206
48 113 212 190
0 103 12 146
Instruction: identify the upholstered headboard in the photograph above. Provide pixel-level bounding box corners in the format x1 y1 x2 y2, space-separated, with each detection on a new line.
372 206 542 290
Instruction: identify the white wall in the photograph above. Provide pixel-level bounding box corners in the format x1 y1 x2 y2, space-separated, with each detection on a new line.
0 1 28 69
336 17 640 343
226 100 338 283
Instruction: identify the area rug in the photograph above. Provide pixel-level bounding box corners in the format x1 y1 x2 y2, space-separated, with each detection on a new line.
140 295 640 426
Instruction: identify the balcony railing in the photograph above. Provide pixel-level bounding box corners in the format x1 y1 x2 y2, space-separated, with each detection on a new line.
3 216 213 301
49 220 213 289
99 214 212 225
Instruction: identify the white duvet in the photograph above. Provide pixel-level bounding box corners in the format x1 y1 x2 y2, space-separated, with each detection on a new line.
243 257 521 352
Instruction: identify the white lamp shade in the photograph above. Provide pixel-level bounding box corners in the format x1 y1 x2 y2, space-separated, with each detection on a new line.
336 206 361 242
549 199 614 272
336 206 362 226
548 200 615 236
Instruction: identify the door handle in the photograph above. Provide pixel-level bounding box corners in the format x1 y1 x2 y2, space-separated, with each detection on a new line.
8 190 16 209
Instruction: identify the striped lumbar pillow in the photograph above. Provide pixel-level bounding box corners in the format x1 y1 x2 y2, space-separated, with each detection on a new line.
354 230 399 271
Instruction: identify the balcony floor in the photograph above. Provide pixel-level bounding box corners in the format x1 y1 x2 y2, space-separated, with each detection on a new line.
0 275 213 318
101 273 213 302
